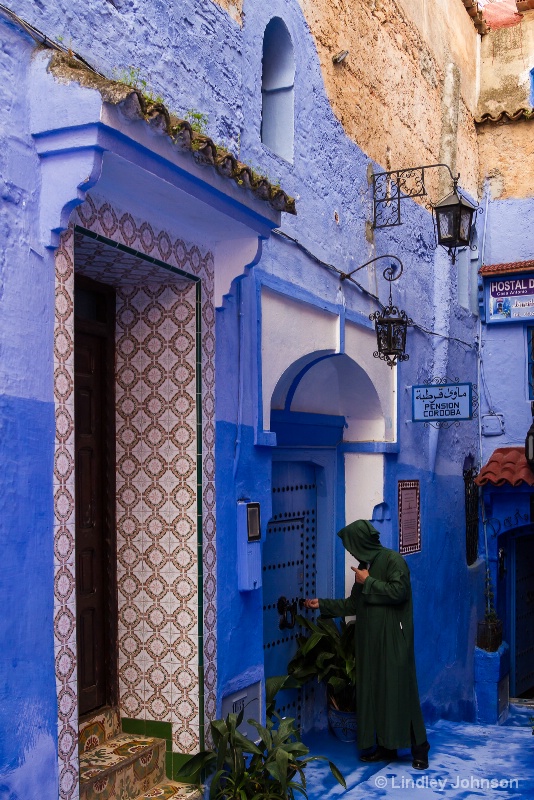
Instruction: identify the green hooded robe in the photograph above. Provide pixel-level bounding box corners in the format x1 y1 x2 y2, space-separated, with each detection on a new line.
318 520 427 751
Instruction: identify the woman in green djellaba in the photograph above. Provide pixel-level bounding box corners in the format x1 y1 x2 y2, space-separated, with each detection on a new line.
304 519 430 770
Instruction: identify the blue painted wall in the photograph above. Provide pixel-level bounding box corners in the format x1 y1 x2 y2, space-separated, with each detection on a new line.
0 2 510 793
212 0 483 727
474 187 534 700
0 19 58 798
478 193 534 461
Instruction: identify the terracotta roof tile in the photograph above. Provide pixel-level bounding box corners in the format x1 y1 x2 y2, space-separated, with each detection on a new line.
49 53 296 216
479 260 534 275
475 107 534 123
479 0 523 28
475 446 534 487
461 0 489 34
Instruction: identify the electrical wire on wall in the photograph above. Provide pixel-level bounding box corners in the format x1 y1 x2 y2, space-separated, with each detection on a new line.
272 228 475 351
0 3 104 75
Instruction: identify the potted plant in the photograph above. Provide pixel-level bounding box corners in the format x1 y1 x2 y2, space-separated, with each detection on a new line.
287 614 357 742
176 676 346 800
477 567 503 652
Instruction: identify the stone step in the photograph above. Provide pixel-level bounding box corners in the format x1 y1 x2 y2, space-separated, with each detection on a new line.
79 706 121 754
133 780 203 800
80 733 165 800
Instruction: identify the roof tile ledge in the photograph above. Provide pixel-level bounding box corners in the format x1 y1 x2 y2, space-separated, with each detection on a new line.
479 260 534 276
475 446 534 487
475 107 534 124
461 0 489 35
48 52 296 216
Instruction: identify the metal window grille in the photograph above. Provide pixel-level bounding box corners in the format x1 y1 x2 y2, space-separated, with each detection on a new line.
464 466 479 566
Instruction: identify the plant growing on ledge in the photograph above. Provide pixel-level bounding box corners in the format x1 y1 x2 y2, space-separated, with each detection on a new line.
477 567 503 652
287 615 357 741
176 676 345 800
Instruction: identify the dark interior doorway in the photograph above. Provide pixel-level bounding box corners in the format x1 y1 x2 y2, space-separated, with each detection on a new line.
512 533 534 699
74 277 117 716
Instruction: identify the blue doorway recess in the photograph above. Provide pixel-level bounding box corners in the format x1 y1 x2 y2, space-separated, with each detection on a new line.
262 461 318 726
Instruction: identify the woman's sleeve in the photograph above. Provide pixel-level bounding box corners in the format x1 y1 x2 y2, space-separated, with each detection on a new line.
318 583 360 617
361 557 408 605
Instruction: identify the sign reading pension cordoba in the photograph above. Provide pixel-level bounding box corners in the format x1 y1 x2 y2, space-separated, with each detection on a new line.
412 383 473 422
485 273 534 323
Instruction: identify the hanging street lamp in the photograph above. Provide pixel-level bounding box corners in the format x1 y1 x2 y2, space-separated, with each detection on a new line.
371 163 480 265
341 255 412 368
432 178 477 264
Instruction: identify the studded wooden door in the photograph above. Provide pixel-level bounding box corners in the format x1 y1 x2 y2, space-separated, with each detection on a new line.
513 534 534 697
263 462 317 725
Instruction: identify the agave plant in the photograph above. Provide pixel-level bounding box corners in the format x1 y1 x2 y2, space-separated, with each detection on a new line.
287 615 357 712
176 676 346 800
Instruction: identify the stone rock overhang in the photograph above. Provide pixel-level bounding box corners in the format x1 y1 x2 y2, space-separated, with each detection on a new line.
479 260 534 276
30 51 292 253
475 446 534 487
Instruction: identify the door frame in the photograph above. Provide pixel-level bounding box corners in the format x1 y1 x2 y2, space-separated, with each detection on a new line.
270 448 342 617
507 526 534 698
74 274 118 716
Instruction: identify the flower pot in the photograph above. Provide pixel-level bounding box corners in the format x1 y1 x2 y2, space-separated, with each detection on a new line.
327 705 358 742
476 619 503 652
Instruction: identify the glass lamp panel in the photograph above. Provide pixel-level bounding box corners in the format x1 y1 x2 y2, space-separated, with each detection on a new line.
437 209 455 243
391 322 407 354
459 208 473 245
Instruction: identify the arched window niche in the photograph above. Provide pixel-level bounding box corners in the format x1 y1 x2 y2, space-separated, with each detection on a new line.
261 17 295 163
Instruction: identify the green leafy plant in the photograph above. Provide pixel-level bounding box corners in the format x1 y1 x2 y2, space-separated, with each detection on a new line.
287 615 357 712
185 109 209 135
477 568 503 651
484 567 498 623
176 676 346 800
113 66 164 103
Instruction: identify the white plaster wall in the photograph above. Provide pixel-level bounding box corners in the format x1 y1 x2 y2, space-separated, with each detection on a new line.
344 453 384 597
261 288 338 426
344 321 397 442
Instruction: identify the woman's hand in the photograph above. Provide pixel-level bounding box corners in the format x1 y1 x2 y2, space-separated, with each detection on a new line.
303 598 319 609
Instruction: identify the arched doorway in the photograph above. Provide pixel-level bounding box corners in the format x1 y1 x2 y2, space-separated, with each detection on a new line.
262 352 384 731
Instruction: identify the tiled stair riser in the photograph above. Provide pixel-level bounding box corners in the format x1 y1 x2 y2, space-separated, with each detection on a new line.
80 735 165 800
133 781 202 800
79 707 121 754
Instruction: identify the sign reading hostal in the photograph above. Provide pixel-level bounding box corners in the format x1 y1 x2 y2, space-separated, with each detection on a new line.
485 273 534 323
412 383 472 422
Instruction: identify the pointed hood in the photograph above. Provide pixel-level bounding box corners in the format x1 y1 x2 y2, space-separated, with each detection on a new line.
338 519 383 564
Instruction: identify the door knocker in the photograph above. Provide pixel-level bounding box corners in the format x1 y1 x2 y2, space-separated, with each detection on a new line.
277 596 297 630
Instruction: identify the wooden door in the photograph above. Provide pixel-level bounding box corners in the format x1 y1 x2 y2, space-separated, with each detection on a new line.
263 462 318 727
75 280 116 716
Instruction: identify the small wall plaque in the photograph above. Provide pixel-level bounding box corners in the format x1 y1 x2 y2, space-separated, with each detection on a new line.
398 480 421 555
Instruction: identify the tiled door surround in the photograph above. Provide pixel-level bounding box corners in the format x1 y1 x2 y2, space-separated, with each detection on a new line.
53 194 216 800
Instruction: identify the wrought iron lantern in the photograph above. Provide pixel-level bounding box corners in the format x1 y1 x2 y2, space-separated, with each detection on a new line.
525 402 534 470
340 255 412 368
432 178 477 264
371 163 480 265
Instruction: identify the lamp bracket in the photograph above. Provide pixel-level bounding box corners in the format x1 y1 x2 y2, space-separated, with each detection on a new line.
372 163 457 229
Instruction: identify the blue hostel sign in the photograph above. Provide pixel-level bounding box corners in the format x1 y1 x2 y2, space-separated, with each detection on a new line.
485 273 534 323
412 383 473 423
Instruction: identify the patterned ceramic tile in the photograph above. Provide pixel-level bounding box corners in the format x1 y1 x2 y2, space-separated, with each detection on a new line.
54 195 216 797
136 781 202 799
